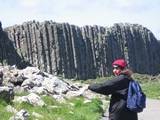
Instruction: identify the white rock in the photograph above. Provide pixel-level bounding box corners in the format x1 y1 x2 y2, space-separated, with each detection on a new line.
9 109 30 120
14 93 45 106
6 105 17 113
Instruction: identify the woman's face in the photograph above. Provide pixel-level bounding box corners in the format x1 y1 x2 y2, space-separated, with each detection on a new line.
113 66 122 76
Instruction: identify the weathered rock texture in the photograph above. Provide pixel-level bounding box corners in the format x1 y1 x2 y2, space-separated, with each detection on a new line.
2 21 160 79
0 86 14 103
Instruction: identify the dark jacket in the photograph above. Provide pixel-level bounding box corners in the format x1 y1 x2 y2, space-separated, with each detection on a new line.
88 74 138 120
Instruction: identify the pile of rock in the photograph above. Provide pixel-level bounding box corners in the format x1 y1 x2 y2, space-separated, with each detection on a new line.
0 65 106 120
1 65 105 101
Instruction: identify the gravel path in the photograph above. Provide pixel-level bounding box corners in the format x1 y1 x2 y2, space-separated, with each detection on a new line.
139 99 160 120
101 98 160 120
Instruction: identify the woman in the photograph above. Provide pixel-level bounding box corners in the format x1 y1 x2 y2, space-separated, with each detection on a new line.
88 59 138 120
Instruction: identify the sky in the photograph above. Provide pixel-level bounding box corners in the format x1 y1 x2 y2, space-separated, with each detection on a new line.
0 0 160 39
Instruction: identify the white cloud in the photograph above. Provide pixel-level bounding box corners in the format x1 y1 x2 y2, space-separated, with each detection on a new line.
18 0 43 7
114 0 135 7
0 0 160 39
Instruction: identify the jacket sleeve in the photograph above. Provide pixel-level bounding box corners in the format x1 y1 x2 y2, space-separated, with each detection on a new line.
88 75 128 95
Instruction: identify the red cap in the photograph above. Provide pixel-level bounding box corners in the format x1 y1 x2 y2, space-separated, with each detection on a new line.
112 59 127 68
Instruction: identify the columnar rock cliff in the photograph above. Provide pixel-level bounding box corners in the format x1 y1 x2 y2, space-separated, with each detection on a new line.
0 22 23 67
1 21 160 79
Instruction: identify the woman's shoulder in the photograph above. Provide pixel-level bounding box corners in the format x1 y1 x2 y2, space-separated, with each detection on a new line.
118 74 132 81
111 74 128 83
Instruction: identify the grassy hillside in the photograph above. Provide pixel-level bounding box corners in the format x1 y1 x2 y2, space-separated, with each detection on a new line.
0 73 160 120
0 96 103 120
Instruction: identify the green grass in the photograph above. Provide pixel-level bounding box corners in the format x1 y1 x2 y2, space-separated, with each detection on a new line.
0 96 103 120
78 76 114 84
141 81 160 99
0 99 13 120
67 97 103 120
132 73 160 99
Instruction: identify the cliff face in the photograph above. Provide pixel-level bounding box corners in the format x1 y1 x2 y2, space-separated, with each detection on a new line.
3 21 160 79
107 23 160 74
0 22 23 67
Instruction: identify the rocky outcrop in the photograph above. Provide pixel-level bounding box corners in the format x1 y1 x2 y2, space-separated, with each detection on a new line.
2 21 160 79
1 65 86 101
105 23 160 75
1 65 104 106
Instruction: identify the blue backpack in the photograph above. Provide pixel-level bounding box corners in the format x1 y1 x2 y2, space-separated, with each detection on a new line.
127 80 146 112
